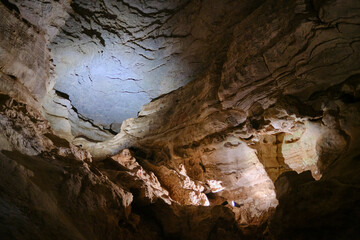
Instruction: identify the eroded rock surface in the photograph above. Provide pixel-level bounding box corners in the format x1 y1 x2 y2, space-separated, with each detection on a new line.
0 94 133 240
46 0 265 128
75 0 360 236
1 0 360 239
0 94 249 239
0 4 51 108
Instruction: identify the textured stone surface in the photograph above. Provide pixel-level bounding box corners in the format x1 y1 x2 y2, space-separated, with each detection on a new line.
42 90 115 142
1 0 360 239
0 93 248 239
270 159 360 240
47 0 264 127
7 0 71 41
107 149 173 205
0 4 51 107
0 94 133 239
0 2 113 143
74 0 360 234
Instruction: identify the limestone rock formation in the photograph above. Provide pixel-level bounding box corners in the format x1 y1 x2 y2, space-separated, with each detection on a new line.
0 3 51 108
1 0 360 239
0 94 133 239
0 94 248 239
47 0 265 127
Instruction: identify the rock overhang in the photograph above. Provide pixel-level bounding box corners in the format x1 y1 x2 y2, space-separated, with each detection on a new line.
46 0 266 129
1 0 360 238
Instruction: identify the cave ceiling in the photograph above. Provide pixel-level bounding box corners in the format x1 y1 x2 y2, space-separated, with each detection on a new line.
0 0 360 239
10 0 265 129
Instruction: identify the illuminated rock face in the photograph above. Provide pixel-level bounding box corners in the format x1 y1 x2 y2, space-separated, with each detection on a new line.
0 0 360 239
48 0 264 129
0 3 51 108
73 0 360 234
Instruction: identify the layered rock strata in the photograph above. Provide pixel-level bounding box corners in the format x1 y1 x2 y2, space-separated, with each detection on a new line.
0 93 248 239
0 0 360 239
0 3 50 108
73 0 360 229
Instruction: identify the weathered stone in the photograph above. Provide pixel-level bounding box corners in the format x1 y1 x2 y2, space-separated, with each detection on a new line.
0 4 51 107
1 0 360 239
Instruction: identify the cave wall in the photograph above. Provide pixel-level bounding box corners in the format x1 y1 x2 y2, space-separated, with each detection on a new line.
48 0 266 128
77 0 360 233
0 93 247 240
0 0 360 239
0 3 51 108
83 0 360 158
